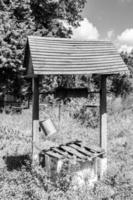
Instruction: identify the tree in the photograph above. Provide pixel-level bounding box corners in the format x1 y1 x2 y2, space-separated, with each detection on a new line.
109 51 133 98
0 0 87 98
31 0 86 37
0 0 34 97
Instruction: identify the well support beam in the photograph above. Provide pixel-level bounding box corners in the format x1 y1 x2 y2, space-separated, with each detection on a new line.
99 75 107 178
32 77 39 164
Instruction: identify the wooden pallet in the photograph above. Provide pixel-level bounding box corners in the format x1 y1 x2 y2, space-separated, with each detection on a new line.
40 140 105 162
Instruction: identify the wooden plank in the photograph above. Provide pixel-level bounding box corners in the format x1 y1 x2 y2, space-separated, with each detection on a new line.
68 144 93 157
30 45 116 51
34 69 125 75
60 145 87 159
34 65 125 71
99 75 107 177
51 147 70 157
52 147 77 159
32 77 39 164
32 59 123 65
34 66 126 71
30 49 117 54
29 37 112 43
33 61 124 66
32 41 112 46
34 67 126 73
45 151 63 159
75 141 103 153
34 69 126 75
33 56 122 63
45 155 51 177
31 43 113 47
30 44 116 49
31 52 119 58
85 145 104 153
30 39 114 44
31 43 114 49
31 51 119 56
34 65 126 71
33 61 124 67
45 147 83 161
32 45 113 50
31 56 121 61
69 142 105 159
68 143 105 161
29 36 112 43
100 75 107 152
34 70 125 76
30 40 113 45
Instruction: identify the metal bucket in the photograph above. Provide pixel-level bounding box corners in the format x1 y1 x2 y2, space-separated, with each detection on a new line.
40 118 57 136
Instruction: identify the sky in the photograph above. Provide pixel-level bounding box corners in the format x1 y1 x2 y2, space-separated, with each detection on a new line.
72 0 133 52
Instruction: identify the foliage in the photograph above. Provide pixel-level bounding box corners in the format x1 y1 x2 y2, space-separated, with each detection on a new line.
30 0 87 37
121 51 133 75
1 0 133 100
72 104 99 129
1 95 133 199
0 0 86 97
109 74 132 98
0 160 133 200
109 51 133 98
0 0 34 96
0 166 51 200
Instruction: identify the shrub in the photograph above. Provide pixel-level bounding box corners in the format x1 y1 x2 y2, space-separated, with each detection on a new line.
71 102 99 129
110 74 133 98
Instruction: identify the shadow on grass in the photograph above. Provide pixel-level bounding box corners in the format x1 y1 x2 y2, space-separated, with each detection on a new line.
3 154 31 171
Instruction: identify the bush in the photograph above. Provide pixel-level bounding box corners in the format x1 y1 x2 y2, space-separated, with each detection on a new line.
110 74 133 98
71 101 99 129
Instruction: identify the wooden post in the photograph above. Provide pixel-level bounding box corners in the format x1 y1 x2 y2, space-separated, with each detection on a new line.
99 75 107 178
58 99 62 131
32 77 40 164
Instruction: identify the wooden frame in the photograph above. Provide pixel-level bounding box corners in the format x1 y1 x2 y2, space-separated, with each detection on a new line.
23 36 128 180
32 75 107 177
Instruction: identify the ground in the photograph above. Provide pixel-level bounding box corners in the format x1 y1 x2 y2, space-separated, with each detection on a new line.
0 96 133 199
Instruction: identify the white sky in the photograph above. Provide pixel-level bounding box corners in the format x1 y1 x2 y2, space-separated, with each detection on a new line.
72 0 133 52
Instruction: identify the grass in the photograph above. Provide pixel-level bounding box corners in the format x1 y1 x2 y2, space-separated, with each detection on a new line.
0 95 133 199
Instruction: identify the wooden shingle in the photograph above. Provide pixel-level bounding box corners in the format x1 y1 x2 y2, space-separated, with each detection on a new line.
24 36 128 76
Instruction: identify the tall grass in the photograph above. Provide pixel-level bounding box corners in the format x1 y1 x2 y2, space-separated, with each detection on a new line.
0 95 133 199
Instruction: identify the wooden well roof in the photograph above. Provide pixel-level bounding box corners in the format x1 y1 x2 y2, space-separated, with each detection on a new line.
24 36 128 76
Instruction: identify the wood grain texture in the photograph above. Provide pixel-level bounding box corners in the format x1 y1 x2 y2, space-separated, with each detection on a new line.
99 75 107 177
32 77 40 164
40 141 105 163
100 75 107 152
24 36 128 75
